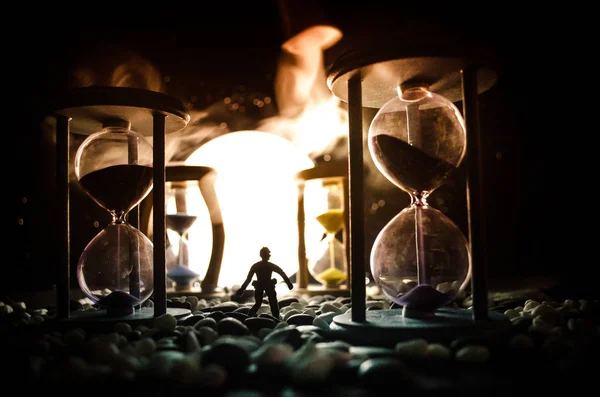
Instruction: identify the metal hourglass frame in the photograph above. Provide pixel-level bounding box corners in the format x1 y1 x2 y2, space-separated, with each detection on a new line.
138 164 226 299
295 159 350 296
325 53 510 344
47 86 191 324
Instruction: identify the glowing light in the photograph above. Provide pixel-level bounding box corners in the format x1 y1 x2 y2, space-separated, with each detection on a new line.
186 131 314 287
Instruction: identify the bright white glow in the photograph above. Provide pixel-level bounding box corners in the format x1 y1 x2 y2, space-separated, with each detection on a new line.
186 131 314 288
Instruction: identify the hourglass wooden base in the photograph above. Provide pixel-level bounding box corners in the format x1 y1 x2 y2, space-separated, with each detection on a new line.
329 308 510 347
61 307 192 332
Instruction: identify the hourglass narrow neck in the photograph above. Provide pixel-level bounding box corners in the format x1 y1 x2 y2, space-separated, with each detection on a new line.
411 193 429 207
111 211 128 224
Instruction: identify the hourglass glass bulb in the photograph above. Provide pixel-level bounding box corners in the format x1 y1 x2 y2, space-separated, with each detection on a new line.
368 83 466 198
367 83 470 317
74 125 155 314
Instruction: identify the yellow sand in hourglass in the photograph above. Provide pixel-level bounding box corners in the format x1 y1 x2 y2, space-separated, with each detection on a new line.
314 208 346 287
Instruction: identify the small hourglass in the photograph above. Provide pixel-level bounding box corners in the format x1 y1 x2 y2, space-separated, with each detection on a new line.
309 178 348 288
368 84 471 318
166 180 200 290
74 123 154 316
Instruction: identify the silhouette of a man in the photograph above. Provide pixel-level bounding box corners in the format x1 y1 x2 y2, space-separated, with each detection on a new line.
236 247 293 319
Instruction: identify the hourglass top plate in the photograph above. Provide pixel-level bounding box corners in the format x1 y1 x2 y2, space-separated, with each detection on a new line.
327 55 497 108
167 165 215 182
296 159 348 182
45 86 190 135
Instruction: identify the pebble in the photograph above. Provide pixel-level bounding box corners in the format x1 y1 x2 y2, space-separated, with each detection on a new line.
1 292 598 394
454 345 490 362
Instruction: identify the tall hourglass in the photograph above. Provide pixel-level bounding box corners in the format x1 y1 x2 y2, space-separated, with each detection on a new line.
166 180 200 290
74 125 154 316
368 84 471 318
308 179 347 288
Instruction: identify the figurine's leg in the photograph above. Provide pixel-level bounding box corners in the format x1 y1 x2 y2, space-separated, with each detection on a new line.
266 288 279 319
248 289 264 316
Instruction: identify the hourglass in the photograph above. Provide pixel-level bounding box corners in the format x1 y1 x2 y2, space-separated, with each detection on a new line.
165 179 201 290
368 84 470 318
326 43 510 342
309 178 348 288
74 124 155 316
46 85 191 322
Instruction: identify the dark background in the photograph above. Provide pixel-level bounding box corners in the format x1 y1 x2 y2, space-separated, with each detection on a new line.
8 2 576 300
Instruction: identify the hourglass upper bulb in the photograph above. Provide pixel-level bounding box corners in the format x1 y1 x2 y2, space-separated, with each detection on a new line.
368 84 466 198
75 126 154 217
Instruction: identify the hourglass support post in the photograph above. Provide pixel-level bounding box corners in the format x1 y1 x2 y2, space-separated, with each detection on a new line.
461 66 489 321
56 114 71 319
153 112 167 317
348 72 366 322
296 182 309 289
342 177 351 290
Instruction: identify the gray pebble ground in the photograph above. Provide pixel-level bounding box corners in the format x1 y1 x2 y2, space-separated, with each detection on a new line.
1 287 598 396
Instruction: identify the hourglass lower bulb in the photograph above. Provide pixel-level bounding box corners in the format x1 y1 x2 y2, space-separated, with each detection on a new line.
74 125 154 316
368 84 471 318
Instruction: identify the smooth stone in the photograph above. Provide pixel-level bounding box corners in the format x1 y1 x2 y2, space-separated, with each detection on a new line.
244 316 277 335
316 311 339 324
207 311 226 322
181 314 206 326
124 330 142 342
212 301 239 313
313 316 330 331
315 340 352 352
395 338 428 360
289 345 347 384
283 309 302 322
202 339 251 379
427 343 452 360
113 322 132 335
193 317 218 330
136 337 157 356
286 314 315 326
153 313 177 332
256 328 273 340
279 297 300 309
185 296 199 311
357 357 415 389
156 338 180 351
143 350 187 378
250 342 295 366
217 317 251 336
226 311 250 322
302 308 317 317
234 306 251 314
508 333 535 349
194 326 219 346
262 326 303 349
170 352 203 385
455 345 490 362
350 346 396 359
85 339 119 364
184 330 202 353
296 325 322 334
319 303 342 315
258 313 281 323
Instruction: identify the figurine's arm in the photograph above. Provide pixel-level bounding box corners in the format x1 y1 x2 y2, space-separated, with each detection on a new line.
273 264 294 289
238 265 255 293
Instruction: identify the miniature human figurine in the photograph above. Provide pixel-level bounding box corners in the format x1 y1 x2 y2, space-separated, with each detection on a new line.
235 247 294 319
